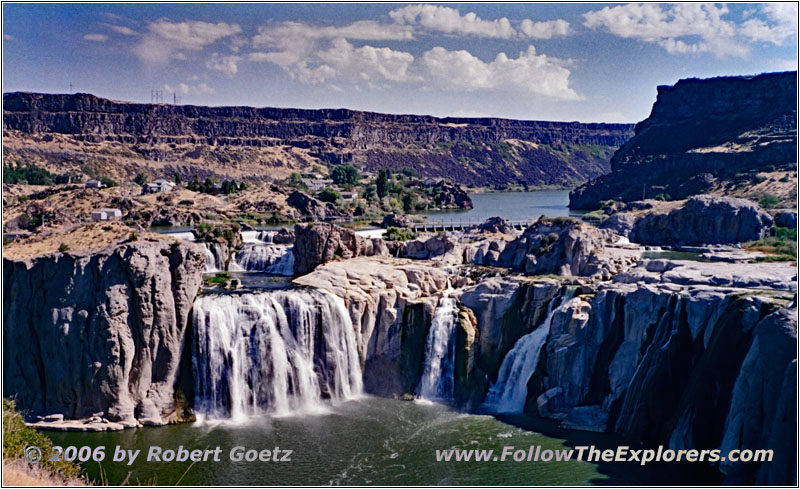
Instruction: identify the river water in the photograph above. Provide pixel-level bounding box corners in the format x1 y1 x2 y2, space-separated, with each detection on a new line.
46 397 608 485
422 189 580 224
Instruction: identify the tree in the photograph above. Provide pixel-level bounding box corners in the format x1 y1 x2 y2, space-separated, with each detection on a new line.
376 169 391 199
402 192 417 213
173 173 183 185
331 165 359 185
318 187 341 203
134 172 148 185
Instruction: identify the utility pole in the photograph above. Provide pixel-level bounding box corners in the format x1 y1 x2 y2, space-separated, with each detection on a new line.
151 90 163 104
173 93 180 105
69 82 73 92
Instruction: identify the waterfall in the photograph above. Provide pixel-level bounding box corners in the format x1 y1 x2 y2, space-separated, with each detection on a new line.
167 231 196 242
192 289 363 421
416 292 459 400
482 288 576 413
258 230 276 243
234 243 295 276
203 243 226 273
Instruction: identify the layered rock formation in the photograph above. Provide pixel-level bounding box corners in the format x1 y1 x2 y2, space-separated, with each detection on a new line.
570 71 797 209
3 239 205 425
3 92 633 187
293 223 389 275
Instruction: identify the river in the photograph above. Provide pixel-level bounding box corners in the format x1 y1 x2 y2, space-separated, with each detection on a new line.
422 189 581 224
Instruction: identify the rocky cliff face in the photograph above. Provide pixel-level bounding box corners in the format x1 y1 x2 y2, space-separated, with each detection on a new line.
570 71 797 209
629 195 773 245
3 92 633 187
3 239 205 424
454 262 796 484
293 223 389 275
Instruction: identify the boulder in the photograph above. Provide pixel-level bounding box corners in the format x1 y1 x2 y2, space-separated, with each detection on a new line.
293 223 388 275
472 216 516 234
432 180 473 209
774 210 797 229
630 195 772 245
599 212 638 237
381 213 411 228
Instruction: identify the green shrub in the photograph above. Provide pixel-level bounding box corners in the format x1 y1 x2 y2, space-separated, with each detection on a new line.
3 398 82 480
331 165 359 185
16 195 29 203
384 227 415 241
318 187 341 203
759 193 780 209
133 172 148 185
58 243 69 253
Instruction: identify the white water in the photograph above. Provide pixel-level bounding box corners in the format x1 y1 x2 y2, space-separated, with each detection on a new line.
416 292 459 400
192 289 363 421
235 243 295 276
482 289 576 413
204 243 227 273
167 231 196 242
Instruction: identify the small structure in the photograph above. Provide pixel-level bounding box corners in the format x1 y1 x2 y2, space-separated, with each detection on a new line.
303 178 332 192
91 208 122 222
339 191 359 202
142 179 176 194
86 179 106 189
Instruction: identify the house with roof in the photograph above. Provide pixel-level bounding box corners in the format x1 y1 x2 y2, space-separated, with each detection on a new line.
91 208 122 222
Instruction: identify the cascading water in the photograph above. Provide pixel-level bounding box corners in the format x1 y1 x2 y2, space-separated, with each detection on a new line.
416 291 459 400
482 288 576 413
234 243 295 276
203 243 227 273
192 288 363 421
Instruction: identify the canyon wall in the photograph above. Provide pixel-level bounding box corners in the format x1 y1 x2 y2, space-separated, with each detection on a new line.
570 71 797 209
3 92 633 187
3 239 205 425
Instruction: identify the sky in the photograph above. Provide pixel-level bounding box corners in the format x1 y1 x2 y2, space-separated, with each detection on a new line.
2 3 797 123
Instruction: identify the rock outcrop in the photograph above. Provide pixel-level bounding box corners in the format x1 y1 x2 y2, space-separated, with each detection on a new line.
3 92 633 187
286 190 341 221
400 234 462 265
476 217 634 279
3 239 205 424
293 223 389 275
629 195 772 245
570 71 797 210
774 210 797 229
430 180 473 209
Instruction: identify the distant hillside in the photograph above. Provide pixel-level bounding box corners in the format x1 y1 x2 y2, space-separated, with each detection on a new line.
2 92 633 188
570 71 798 210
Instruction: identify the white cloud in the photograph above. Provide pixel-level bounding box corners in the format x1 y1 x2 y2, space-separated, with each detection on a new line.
582 3 798 58
4 34 13 41
84 33 108 42
317 38 417 84
164 81 215 95
740 3 798 46
419 45 580 101
205 53 241 77
768 57 799 71
110 25 137 36
519 19 570 39
134 19 241 66
389 4 515 39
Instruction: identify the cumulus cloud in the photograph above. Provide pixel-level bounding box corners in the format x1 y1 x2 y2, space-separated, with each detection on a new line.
110 25 137 36
389 4 515 39
133 19 241 65
420 45 580 100
740 3 798 46
164 81 215 95
83 33 108 42
317 38 417 84
205 53 242 77
583 3 797 58
519 19 570 39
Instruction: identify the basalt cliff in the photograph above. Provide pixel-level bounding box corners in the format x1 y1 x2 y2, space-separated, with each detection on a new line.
3 92 633 187
570 71 798 210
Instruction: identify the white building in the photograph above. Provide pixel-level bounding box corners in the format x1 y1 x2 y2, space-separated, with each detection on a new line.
303 178 332 192
142 179 176 194
339 191 359 202
91 208 122 222
86 179 106 189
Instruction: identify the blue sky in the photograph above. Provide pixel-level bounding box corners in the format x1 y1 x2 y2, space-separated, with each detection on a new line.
2 3 797 123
